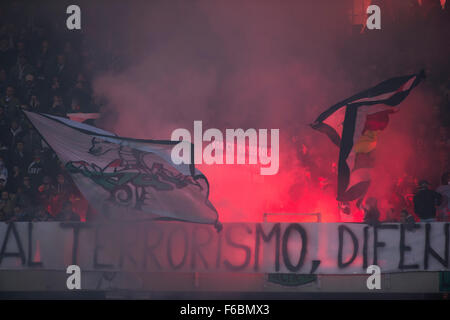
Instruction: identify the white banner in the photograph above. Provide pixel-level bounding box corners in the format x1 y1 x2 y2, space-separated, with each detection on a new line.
0 222 448 274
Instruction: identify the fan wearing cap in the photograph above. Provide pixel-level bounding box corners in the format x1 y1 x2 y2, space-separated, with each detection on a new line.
413 180 443 222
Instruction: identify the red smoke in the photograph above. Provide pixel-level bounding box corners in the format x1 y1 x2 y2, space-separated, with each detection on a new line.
87 1 447 223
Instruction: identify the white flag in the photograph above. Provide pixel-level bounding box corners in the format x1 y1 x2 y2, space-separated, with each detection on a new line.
24 111 220 229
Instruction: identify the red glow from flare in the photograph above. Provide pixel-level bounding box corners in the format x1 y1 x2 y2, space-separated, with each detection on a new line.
198 147 348 223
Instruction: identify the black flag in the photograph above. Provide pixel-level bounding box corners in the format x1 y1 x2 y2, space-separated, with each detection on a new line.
311 71 425 202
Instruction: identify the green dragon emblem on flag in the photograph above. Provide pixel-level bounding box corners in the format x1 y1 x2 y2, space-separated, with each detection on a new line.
65 137 203 211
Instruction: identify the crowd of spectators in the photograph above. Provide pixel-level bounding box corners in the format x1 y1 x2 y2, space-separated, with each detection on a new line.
0 1 102 222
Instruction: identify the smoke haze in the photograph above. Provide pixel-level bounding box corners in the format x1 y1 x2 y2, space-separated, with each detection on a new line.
82 0 448 222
